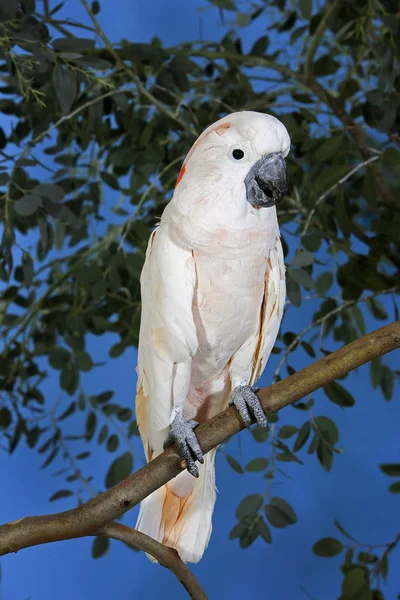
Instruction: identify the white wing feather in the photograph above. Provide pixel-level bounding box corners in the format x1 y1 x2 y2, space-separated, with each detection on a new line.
250 237 286 385
137 223 198 448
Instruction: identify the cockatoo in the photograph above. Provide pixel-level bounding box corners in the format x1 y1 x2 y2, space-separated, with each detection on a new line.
135 110 289 564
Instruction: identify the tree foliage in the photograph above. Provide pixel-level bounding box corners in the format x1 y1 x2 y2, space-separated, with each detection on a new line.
0 0 399 597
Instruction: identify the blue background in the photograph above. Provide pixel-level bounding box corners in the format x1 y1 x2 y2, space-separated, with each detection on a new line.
1 1 399 599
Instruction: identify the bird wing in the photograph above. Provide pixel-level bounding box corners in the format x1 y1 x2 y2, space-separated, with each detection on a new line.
136 224 198 456
250 236 286 386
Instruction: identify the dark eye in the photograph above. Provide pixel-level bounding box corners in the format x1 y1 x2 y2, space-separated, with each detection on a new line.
232 148 245 160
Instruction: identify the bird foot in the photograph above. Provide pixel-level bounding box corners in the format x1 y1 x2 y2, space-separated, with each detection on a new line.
229 385 268 429
163 410 204 478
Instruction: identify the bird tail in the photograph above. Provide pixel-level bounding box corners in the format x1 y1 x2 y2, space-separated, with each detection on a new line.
135 449 217 564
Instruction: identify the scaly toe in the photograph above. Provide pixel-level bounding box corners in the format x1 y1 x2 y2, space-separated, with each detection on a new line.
230 385 268 429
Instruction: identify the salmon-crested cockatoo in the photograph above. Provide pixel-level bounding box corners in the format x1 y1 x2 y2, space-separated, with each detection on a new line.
135 110 289 563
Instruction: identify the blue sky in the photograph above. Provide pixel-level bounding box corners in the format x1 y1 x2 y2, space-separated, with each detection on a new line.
1 1 399 599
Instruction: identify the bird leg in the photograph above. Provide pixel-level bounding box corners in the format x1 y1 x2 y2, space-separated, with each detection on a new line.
163 408 204 478
229 385 268 429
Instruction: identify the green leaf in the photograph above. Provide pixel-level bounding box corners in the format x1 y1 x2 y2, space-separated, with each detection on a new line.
290 251 314 267
316 440 334 472
49 347 70 370
91 0 100 14
299 0 312 19
256 518 272 543
270 497 297 523
236 494 263 519
293 421 311 452
381 366 394 401
52 37 95 52
14 194 41 216
105 452 133 488
76 350 94 372
335 185 352 238
289 268 314 290
358 551 377 563
251 425 269 443
85 412 97 442
22 253 33 288
245 458 269 472
301 341 316 358
342 567 368 596
316 272 333 295
313 55 340 77
98 424 108 444
0 408 12 429
276 451 302 464
312 537 343 557
389 481 400 493
49 489 73 501
314 416 339 445
324 381 355 408
227 454 243 473
101 171 120 190
366 297 388 321
278 425 299 439
52 65 77 114
229 521 248 539
59 401 76 421
351 305 366 336
286 273 302 307
92 536 109 559
264 501 294 528
250 36 269 56
380 463 400 477
382 147 400 167
106 434 119 452
33 183 65 203
370 357 382 389
334 520 357 542
302 235 321 252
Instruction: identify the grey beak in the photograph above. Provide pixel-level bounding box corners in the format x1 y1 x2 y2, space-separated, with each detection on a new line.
245 153 288 208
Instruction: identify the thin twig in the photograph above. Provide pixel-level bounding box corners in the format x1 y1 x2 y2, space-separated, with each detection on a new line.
102 523 207 600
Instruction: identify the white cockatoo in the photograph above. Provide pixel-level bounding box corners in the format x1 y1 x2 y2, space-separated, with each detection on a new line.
135 111 290 563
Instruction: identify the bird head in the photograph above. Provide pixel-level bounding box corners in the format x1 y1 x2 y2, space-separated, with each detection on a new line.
174 111 290 212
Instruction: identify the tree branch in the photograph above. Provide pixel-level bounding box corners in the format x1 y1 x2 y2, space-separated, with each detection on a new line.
102 523 207 600
1 322 399 585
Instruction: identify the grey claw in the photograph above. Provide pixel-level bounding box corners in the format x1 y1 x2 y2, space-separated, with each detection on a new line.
164 413 203 478
229 385 268 429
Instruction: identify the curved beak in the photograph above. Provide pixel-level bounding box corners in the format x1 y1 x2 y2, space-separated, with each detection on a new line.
245 153 288 208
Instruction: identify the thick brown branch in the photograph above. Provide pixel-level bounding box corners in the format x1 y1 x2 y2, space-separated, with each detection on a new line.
102 523 207 600
1 322 399 560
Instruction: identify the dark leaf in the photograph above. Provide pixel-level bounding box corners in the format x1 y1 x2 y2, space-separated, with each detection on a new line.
92 536 109 559
14 194 41 216
324 381 355 408
313 537 343 557
52 65 77 114
293 421 311 452
236 494 263 519
278 425 299 439
52 37 95 52
105 452 133 488
245 458 269 472
49 489 73 501
227 454 244 473
256 517 272 543
380 463 400 477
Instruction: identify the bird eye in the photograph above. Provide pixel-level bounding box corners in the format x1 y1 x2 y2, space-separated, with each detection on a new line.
232 148 245 160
